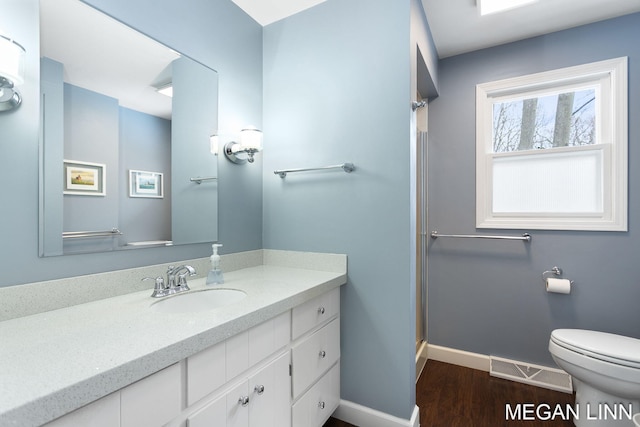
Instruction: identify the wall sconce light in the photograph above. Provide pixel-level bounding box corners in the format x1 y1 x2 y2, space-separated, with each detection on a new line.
224 127 263 164
0 35 26 112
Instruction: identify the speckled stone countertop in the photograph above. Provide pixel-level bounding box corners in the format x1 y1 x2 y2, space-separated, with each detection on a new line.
0 251 347 427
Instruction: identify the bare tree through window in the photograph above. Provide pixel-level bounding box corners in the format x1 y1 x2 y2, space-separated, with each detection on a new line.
492 88 596 153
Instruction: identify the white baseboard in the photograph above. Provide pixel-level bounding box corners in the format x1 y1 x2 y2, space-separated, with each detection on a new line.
334 400 420 427
331 345 489 427
426 344 490 372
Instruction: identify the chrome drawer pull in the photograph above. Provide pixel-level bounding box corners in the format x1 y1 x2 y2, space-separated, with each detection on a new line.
318 306 326 315
318 401 326 409
319 350 326 358
238 396 250 406
254 384 265 395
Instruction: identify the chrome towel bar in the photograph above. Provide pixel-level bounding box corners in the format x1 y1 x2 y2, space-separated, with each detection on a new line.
62 228 123 239
430 231 531 242
274 162 355 178
190 176 217 184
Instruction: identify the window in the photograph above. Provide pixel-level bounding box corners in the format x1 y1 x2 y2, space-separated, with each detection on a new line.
476 57 627 231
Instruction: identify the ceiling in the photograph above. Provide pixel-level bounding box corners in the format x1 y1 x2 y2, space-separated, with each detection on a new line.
423 0 640 58
232 0 640 58
40 0 640 120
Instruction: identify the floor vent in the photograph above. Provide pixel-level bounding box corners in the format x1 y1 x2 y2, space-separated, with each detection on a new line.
490 355 573 394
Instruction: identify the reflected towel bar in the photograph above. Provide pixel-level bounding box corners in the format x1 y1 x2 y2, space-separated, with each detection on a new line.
190 176 217 184
274 163 355 178
63 228 123 239
430 231 531 242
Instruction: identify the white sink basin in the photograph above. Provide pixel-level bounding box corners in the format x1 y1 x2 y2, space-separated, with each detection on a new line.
150 288 247 314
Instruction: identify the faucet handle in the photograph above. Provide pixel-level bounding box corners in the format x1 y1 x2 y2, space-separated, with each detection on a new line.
176 274 191 292
142 276 167 298
174 265 196 293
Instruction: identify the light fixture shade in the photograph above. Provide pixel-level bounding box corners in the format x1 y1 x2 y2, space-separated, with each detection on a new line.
240 127 263 151
0 35 26 86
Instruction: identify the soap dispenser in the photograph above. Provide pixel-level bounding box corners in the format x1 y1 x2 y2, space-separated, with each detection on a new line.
206 243 224 285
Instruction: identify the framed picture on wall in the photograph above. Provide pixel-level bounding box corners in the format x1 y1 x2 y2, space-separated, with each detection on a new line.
129 170 164 198
63 160 106 196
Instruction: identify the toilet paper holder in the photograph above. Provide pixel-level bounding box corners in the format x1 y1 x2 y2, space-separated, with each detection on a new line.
542 266 574 285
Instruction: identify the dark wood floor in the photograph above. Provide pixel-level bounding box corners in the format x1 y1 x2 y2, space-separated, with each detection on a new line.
324 360 575 427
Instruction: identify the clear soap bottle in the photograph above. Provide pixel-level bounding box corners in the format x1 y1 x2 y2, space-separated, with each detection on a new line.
206 243 224 285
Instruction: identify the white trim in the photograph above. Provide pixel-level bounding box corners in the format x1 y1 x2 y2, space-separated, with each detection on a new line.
416 341 428 381
426 344 490 372
334 401 420 427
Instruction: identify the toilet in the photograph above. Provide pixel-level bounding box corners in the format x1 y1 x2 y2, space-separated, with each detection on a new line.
549 329 640 426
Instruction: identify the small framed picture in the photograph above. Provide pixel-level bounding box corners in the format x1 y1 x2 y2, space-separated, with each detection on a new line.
129 170 164 198
63 160 106 196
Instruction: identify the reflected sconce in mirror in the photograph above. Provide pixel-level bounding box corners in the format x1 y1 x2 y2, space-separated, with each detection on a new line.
210 134 219 155
0 35 26 112
224 127 263 164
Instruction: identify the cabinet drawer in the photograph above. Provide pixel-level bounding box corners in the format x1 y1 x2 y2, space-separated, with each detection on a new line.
292 288 339 340
249 311 290 366
291 318 340 398
187 340 226 406
292 362 340 427
44 392 120 427
120 363 182 427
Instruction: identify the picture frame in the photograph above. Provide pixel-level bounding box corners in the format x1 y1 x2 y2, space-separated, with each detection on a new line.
63 160 106 196
129 170 164 198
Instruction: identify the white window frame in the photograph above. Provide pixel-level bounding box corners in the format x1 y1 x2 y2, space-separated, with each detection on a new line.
476 57 628 231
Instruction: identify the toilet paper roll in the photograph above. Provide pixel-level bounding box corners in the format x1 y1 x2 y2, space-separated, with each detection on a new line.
546 277 571 294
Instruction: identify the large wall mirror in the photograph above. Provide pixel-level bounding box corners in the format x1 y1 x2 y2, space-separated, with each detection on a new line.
39 0 219 256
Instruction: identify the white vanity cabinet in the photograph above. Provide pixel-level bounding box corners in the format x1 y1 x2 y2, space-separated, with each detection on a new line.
42 287 341 427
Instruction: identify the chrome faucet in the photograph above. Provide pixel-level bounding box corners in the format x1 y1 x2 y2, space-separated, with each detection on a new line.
167 265 196 293
142 265 197 298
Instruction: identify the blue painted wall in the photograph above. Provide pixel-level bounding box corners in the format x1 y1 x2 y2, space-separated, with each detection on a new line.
428 13 640 366
263 0 422 419
62 84 120 237
2 0 262 286
119 107 172 245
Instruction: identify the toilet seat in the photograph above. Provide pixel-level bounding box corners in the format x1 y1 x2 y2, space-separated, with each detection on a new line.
551 329 640 369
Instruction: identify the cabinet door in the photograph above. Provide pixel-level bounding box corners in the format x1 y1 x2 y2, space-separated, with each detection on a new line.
248 353 291 427
226 381 249 427
187 393 226 427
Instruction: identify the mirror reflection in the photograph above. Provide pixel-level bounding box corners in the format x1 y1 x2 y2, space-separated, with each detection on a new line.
39 0 219 256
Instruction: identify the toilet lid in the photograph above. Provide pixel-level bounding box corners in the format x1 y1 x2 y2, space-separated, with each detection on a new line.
551 329 640 369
